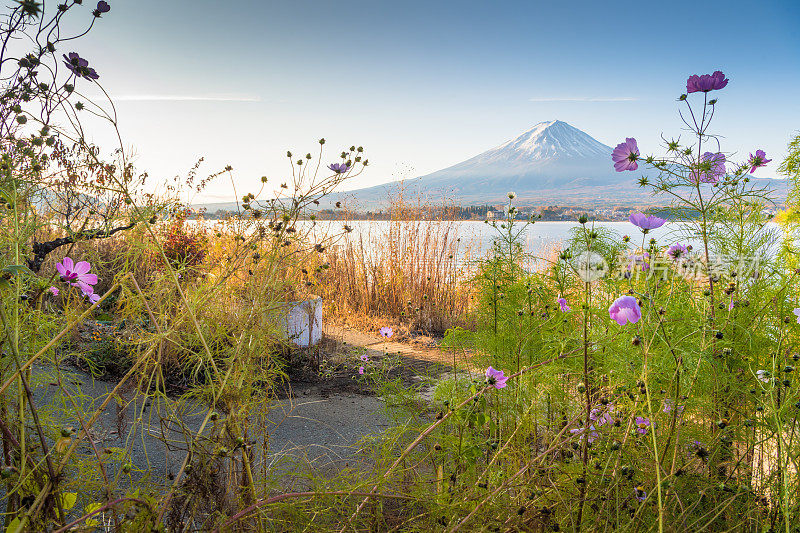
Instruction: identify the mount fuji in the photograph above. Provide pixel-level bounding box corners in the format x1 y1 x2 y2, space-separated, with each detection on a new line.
336 120 650 207
418 120 621 189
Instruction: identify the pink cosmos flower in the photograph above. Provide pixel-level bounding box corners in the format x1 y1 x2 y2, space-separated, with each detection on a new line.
93 1 110 17
667 243 688 260
634 416 651 434
629 213 666 231
728 298 735 311
55 257 98 287
692 152 726 184
662 399 684 416
358 366 365 375
360 354 369 362
62 52 99 80
47 286 59 296
485 366 509 389
557 297 570 312
627 252 650 272
612 138 640 172
748 150 772 174
590 405 615 427
570 425 599 443
379 326 393 338
686 71 729 93
76 282 100 304
328 162 350 174
609 295 641 326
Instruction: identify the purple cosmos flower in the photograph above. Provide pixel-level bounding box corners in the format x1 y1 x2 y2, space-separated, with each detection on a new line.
590 405 615 427
692 152 726 184
609 295 642 326
748 150 772 174
62 52 99 80
570 425 599 443
612 138 640 172
360 354 369 362
56 257 98 287
73 281 100 304
379 326 393 338
48 286 59 296
663 399 684 416
358 366 365 375
485 366 509 389
667 243 688 260
93 1 110 16
634 486 647 502
634 416 651 434
793 308 800 324
77 282 94 297
627 252 650 272
728 298 735 311
686 71 729 93
557 297 571 312
629 213 666 231
328 162 350 174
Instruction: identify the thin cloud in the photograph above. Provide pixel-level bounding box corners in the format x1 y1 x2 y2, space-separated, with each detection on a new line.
113 94 260 102
529 96 638 102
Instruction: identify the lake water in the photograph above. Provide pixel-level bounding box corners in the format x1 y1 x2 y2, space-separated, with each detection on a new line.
308 220 783 260
191 218 784 264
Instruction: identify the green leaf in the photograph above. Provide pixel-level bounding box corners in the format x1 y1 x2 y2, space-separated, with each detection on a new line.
0 265 31 291
1 265 31 278
59 491 77 511
5 517 22 533
84 502 103 527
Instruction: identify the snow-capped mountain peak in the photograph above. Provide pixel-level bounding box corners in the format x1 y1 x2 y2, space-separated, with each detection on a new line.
478 120 612 163
326 119 786 208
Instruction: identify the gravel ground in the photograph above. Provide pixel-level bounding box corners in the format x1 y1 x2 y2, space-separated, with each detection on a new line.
29 363 391 490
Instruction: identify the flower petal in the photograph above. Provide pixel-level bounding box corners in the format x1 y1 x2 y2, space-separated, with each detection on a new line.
73 261 91 275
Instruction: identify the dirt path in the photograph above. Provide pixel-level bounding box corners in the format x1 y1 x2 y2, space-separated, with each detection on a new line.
325 324 478 373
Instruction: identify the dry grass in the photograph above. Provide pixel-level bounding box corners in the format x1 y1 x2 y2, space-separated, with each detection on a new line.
318 193 477 336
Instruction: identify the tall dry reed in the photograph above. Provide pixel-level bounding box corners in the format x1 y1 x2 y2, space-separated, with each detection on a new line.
320 193 476 335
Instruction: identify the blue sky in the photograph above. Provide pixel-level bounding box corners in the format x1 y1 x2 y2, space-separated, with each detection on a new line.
66 0 800 202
